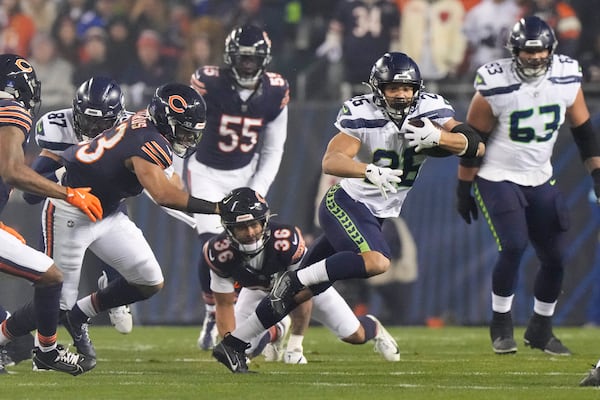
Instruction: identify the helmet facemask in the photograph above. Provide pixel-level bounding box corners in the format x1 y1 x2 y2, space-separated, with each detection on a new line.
225 217 270 256
167 117 204 158
375 82 421 121
224 25 272 89
514 48 552 80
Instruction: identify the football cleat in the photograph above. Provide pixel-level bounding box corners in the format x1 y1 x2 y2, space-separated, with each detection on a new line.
580 366 600 386
98 271 133 334
0 363 6 375
61 311 96 359
270 271 304 316
262 315 291 362
490 312 517 355
32 344 96 376
212 334 252 373
197 311 218 350
523 314 571 356
0 345 14 368
284 349 308 364
367 314 400 362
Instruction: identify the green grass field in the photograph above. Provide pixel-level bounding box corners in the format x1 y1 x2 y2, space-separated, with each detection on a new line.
2 325 600 399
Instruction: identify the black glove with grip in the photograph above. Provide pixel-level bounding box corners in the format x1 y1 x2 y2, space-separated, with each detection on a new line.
456 179 478 224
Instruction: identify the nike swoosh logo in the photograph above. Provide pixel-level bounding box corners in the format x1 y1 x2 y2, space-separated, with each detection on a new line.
291 235 298 246
549 179 556 186
208 249 216 262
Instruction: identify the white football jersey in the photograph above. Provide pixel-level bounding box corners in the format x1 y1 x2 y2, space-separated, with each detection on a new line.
34 109 134 156
336 92 455 218
474 54 582 186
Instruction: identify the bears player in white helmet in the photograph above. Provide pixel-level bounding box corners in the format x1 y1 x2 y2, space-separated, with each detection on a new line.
24 77 136 338
0 53 100 375
211 52 484 373
208 187 400 373
188 24 290 351
456 16 600 359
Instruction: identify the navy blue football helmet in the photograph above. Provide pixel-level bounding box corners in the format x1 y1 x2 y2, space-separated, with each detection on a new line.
0 54 41 115
72 77 125 141
368 52 423 122
147 83 206 159
220 187 271 256
507 16 557 79
224 25 272 88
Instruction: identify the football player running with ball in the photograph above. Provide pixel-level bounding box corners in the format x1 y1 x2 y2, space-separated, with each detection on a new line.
456 16 600 358
211 52 484 373
188 24 290 351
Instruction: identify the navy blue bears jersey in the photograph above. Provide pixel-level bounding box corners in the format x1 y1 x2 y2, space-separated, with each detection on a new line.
333 0 400 83
203 221 305 291
190 66 289 170
60 111 173 216
0 99 33 213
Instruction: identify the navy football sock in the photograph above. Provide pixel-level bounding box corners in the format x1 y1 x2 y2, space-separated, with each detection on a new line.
33 283 62 340
324 251 368 281
358 315 377 343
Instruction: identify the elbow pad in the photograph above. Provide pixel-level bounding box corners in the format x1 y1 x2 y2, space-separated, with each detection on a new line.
571 119 600 161
451 123 483 158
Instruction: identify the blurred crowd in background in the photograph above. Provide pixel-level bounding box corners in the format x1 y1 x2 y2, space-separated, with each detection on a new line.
2 0 600 114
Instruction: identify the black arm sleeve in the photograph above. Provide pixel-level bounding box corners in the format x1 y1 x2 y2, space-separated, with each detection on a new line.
451 123 482 158
186 196 218 214
571 119 600 161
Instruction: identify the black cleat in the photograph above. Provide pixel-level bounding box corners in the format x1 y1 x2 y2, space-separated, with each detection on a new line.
61 311 96 359
580 366 600 386
212 334 251 373
3 332 34 365
490 311 517 354
270 271 303 316
523 313 571 356
32 344 96 376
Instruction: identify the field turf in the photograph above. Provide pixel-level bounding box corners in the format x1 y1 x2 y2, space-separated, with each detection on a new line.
2 325 599 399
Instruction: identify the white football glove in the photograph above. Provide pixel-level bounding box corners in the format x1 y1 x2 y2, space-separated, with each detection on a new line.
315 33 342 63
284 349 308 364
404 118 442 152
365 164 403 200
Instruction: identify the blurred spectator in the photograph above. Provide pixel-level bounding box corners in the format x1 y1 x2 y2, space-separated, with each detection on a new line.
462 0 522 74
0 0 36 57
221 0 265 33
121 29 175 110
56 0 91 23
522 0 581 57
316 0 400 100
76 0 120 37
187 15 227 65
51 15 80 66
105 15 136 81
21 0 58 34
571 0 600 59
29 33 75 112
176 34 216 84
129 0 169 36
399 0 467 87
72 26 113 86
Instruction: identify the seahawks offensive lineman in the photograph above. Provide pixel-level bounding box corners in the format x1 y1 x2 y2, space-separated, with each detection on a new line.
211 52 484 372
188 24 289 350
16 83 222 363
456 16 600 358
25 77 136 337
207 188 399 370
